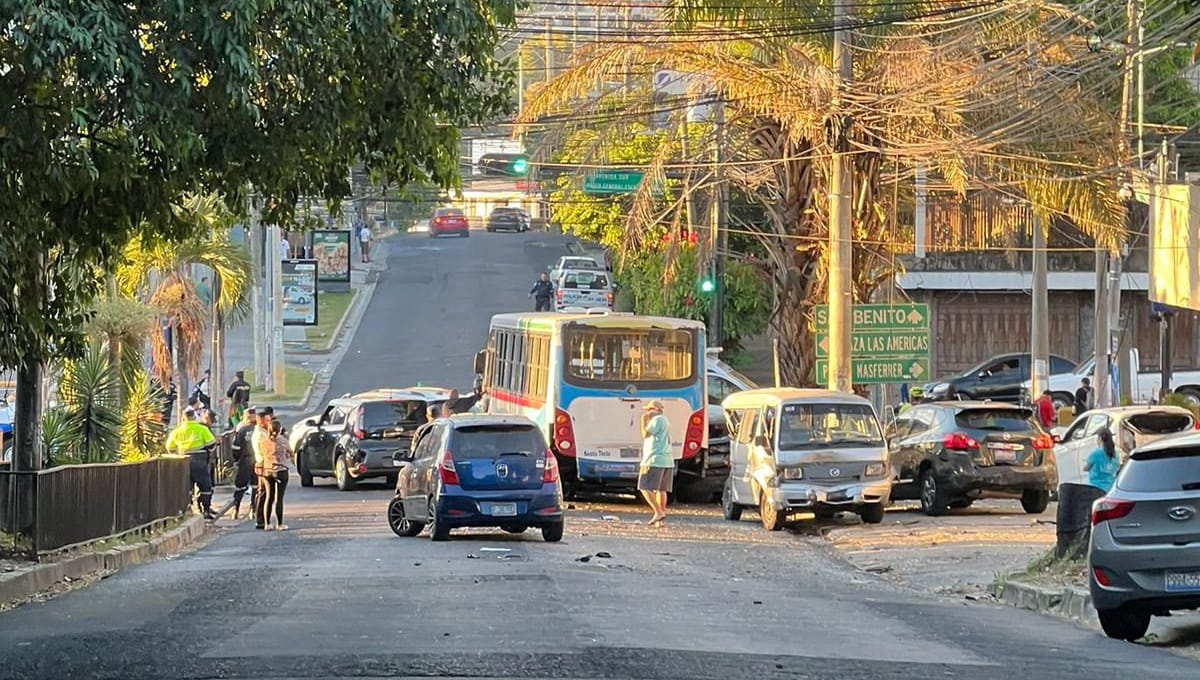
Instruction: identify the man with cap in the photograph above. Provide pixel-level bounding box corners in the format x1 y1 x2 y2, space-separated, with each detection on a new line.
251 406 276 529
166 406 218 520
637 400 674 525
226 370 252 429
229 406 259 519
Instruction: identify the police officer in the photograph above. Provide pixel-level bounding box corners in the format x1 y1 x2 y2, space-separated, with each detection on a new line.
229 406 258 519
529 272 555 311
167 407 218 520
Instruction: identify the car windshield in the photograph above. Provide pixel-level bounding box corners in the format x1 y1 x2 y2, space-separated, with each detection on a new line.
777 402 883 448
563 271 609 289
360 401 432 430
564 325 696 386
1120 446 1200 492
451 425 545 460
710 358 759 390
1125 411 1194 435
954 408 1036 432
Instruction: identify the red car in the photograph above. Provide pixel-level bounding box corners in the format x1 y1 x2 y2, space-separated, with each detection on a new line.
429 208 470 238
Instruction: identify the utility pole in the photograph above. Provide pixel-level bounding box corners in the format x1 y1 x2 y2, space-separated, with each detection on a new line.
268 225 286 395
1031 213 1050 399
249 198 266 390
827 0 854 392
710 100 727 350
544 19 552 84
680 115 696 241
1157 136 1174 401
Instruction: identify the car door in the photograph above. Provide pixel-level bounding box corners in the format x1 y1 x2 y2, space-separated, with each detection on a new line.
405 424 442 518
885 414 914 480
747 407 777 495
972 356 1023 400
892 406 938 484
1058 413 1110 485
314 405 349 472
300 404 337 472
728 408 758 502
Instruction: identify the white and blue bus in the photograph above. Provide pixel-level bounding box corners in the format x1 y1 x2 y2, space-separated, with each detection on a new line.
473 312 709 496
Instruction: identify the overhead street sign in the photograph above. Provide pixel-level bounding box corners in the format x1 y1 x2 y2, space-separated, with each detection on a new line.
813 303 931 385
584 170 645 195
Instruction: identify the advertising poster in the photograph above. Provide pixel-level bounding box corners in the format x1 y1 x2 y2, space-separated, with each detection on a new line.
311 229 351 282
281 259 318 326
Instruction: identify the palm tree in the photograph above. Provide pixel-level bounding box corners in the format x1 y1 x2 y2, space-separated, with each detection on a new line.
520 1 1134 384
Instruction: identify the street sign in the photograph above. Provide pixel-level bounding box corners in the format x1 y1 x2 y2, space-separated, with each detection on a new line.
584 170 644 195
813 303 931 385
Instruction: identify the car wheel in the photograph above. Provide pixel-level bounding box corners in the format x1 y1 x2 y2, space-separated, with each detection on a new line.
813 507 838 520
759 493 786 531
1021 489 1050 514
500 524 527 534
918 467 947 516
721 478 743 521
1177 388 1200 411
388 497 424 537
1097 605 1151 641
298 455 314 487
859 503 885 524
541 521 564 542
462 231 470 238
334 456 356 491
429 498 450 541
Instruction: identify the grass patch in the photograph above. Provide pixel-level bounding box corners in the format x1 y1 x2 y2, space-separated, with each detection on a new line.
244 366 315 403
306 290 356 348
1016 547 1087 588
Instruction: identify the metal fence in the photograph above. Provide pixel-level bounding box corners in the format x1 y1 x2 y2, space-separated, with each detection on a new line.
1 456 190 556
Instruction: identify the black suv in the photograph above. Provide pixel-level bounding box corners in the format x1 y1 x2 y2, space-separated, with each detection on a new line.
485 207 529 233
295 388 450 490
887 401 1057 515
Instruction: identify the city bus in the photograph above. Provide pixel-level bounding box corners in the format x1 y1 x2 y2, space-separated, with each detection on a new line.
473 311 709 497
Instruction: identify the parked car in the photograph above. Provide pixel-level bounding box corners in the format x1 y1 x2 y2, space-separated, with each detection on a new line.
1054 406 1195 487
485 207 530 233
887 401 1056 515
387 414 564 542
294 388 451 490
1089 432 1200 640
706 352 759 471
548 255 603 282
1024 348 1200 409
429 207 470 238
554 269 613 311
924 352 1076 403
721 389 892 528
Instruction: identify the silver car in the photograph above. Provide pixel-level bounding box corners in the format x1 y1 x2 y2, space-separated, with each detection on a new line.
1088 431 1200 640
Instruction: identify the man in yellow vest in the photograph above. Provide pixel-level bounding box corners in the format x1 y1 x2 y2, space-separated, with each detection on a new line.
899 386 924 415
167 407 217 520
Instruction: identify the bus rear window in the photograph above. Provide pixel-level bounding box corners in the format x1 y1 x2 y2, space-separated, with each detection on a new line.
564 326 696 386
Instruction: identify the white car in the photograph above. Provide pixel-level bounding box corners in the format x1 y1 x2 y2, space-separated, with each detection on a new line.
1053 406 1195 486
554 269 613 310
548 256 603 282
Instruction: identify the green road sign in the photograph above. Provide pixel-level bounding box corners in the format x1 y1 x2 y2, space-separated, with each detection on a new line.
815 357 931 385
813 303 931 385
584 170 644 195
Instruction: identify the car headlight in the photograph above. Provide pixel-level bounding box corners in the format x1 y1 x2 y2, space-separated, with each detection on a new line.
778 466 803 480
864 463 886 477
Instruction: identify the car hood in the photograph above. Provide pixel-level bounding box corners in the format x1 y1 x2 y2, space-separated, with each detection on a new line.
774 445 886 466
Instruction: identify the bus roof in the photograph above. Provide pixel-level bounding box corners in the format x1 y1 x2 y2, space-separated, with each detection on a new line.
489 312 706 332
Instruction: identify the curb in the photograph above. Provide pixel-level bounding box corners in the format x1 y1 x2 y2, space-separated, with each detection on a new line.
0 516 207 606
992 578 1098 627
294 288 362 356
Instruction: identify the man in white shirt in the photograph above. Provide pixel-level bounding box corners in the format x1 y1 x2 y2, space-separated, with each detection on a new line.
358 224 372 264
279 237 290 260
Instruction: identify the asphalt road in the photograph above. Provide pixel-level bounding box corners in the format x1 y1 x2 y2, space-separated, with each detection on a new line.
0 231 1197 679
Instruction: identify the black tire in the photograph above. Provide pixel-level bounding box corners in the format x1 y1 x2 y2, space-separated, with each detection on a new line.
813 507 838 520
1177 388 1200 411
759 492 786 531
918 467 947 516
429 498 450 541
334 456 356 491
949 499 974 509
388 497 424 537
721 478 743 521
541 521 564 542
674 480 712 504
298 455 314 487
1098 606 1151 641
859 503 885 524
1021 489 1051 514
500 524 527 534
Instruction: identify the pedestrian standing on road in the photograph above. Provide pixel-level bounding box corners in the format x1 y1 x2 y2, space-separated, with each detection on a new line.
166 407 218 520
229 407 258 519
1083 427 1120 493
638 400 674 526
226 370 252 428
1074 377 1093 417
1035 389 1057 429
359 223 372 264
262 417 294 531
530 272 554 312
251 406 276 530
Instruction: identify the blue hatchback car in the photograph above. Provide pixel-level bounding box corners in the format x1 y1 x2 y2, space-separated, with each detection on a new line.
387 414 564 542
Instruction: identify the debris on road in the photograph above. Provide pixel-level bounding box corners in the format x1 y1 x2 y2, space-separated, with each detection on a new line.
466 554 479 559
600 515 619 521
576 555 592 563
595 551 612 559
480 547 510 553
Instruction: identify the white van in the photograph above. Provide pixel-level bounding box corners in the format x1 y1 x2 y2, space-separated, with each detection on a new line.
721 389 892 529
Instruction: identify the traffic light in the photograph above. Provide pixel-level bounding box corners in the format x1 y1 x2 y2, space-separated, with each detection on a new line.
479 153 529 177
698 274 716 294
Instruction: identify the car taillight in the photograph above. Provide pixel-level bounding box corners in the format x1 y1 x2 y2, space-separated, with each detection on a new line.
1032 434 1054 450
1091 498 1135 525
543 448 559 483
942 433 978 451
683 409 705 458
438 450 459 485
353 407 365 439
553 408 576 457
1092 566 1112 587
606 292 614 307
556 289 563 301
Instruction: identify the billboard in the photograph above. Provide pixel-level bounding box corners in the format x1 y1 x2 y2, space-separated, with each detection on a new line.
1148 183 1200 311
281 259 318 326
311 229 351 283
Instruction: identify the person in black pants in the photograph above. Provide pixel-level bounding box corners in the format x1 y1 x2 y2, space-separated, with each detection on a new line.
529 273 555 311
251 407 275 529
263 417 294 531
229 406 258 519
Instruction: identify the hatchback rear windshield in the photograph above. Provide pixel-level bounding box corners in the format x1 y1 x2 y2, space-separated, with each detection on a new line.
435 208 463 217
1120 446 1200 491
1126 412 1194 434
451 425 546 460
563 272 609 289
360 401 431 429
954 408 1036 432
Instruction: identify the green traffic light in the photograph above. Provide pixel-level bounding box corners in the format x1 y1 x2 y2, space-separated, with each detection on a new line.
699 278 716 293
512 157 529 175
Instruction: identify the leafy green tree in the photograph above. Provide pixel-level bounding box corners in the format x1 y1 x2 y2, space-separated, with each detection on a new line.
55 344 122 465
118 373 168 463
1 1 515 467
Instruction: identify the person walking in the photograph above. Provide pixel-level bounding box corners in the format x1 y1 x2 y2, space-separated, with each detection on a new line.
251 406 276 530
637 400 674 526
529 273 555 312
358 223 373 263
166 407 218 520
1083 427 1120 493
226 370 252 428
1074 377 1093 417
261 416 294 531
229 407 258 519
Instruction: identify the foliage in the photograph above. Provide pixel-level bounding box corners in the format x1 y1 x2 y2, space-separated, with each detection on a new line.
0 0 516 372
119 372 168 463
39 408 78 468
56 344 123 465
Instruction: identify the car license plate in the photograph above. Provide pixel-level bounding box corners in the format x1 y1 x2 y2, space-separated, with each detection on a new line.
990 446 1018 463
619 448 640 459
489 503 517 517
1165 571 1200 592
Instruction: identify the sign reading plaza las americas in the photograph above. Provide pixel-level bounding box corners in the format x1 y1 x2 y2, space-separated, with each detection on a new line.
814 303 932 384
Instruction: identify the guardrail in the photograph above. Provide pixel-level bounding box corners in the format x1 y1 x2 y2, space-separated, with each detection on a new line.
1 456 190 556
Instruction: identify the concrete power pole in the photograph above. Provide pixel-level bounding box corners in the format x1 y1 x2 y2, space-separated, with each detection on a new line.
1031 213 1050 400
267 225 286 395
827 0 854 392
249 199 267 390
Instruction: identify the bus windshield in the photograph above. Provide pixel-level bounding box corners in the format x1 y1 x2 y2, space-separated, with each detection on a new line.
777 402 883 448
563 325 696 387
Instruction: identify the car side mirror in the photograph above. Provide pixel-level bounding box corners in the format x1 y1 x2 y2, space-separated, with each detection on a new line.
473 349 487 375
977 372 987 380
